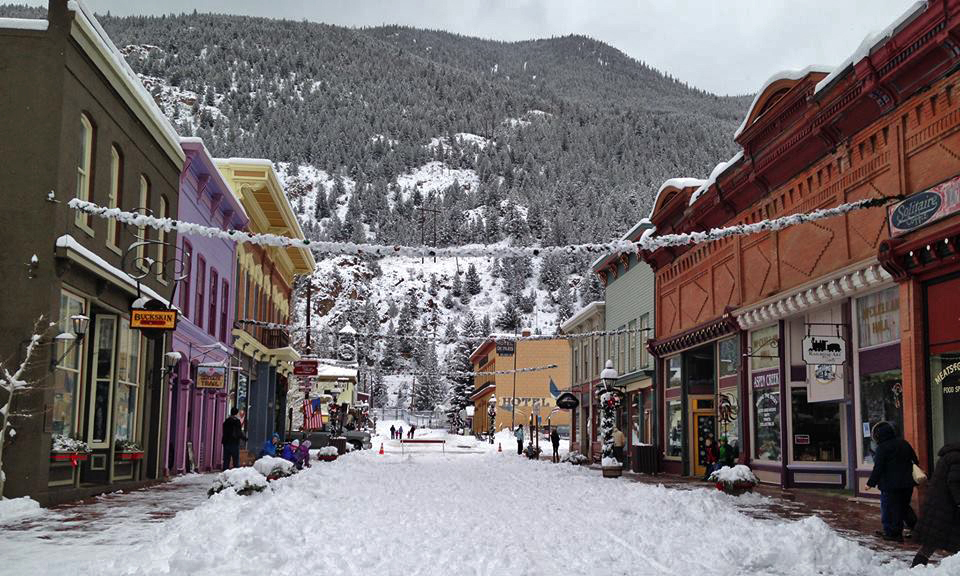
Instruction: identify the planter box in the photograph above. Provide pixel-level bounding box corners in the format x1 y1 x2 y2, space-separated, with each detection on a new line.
115 451 145 461
602 466 622 478
50 452 89 467
715 481 756 496
318 454 338 462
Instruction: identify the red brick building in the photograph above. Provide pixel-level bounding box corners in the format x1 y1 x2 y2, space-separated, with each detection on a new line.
641 1 960 492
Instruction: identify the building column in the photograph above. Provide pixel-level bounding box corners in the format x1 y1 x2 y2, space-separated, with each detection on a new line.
899 277 929 470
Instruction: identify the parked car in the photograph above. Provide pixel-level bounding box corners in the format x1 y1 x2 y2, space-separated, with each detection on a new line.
287 426 372 452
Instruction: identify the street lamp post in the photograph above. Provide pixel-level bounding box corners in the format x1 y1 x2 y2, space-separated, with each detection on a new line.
487 395 497 444
598 359 622 477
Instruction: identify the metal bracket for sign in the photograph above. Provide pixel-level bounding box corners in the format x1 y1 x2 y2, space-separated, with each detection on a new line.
742 337 779 359
804 322 847 337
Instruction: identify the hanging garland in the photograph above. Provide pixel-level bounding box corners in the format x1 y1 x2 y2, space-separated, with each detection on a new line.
306 358 557 377
67 194 900 260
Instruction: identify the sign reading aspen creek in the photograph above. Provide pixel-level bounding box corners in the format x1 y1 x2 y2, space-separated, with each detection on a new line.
888 175 960 236
495 340 515 357
555 392 580 410
130 307 177 330
802 335 846 365
195 364 227 389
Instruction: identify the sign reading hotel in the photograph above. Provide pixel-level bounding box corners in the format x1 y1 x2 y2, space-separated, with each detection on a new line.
196 364 227 389
802 335 845 365
496 340 516 357
888 175 960 236
130 308 177 330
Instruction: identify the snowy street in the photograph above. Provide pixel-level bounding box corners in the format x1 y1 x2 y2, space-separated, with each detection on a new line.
0 427 955 576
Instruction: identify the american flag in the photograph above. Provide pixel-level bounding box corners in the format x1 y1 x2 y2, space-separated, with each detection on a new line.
303 397 324 430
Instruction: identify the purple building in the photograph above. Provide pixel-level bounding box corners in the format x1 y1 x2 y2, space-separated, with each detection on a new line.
165 138 248 474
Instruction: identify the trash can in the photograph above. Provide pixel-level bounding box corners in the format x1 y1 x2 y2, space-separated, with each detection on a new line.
632 445 660 474
328 436 347 455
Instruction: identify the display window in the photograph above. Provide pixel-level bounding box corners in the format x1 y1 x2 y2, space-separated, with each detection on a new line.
790 388 841 462
53 290 86 438
666 399 682 458
750 325 781 462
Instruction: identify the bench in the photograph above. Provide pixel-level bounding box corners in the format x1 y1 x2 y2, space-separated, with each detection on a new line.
400 438 446 455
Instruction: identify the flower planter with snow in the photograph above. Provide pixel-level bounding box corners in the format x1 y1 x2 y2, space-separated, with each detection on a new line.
50 434 90 467
601 457 622 478
208 467 269 497
317 446 338 462
50 451 89 467
709 464 759 496
253 456 296 481
114 451 145 461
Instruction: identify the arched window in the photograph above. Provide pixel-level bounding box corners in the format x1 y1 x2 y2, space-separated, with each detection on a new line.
76 113 95 231
195 255 206 328
157 195 169 280
107 145 123 250
208 268 218 337
136 175 150 271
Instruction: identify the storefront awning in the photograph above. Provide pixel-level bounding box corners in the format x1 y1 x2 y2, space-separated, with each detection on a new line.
648 315 738 357
734 261 891 330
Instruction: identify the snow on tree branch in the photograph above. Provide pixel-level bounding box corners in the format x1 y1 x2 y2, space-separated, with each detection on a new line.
68 195 900 260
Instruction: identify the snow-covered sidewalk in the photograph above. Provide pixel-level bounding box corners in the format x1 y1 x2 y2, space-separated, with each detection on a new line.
0 430 956 575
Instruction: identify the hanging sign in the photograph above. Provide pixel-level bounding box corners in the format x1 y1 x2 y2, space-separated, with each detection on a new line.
130 307 177 330
196 364 227 389
293 360 319 376
802 335 846 365
555 392 580 410
888 175 960 236
496 340 515 356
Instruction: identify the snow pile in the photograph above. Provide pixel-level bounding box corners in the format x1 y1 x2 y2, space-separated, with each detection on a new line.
318 446 338 457
207 467 269 497
601 456 620 467
0 497 41 524
252 456 295 479
562 452 589 465
710 464 759 485
51 434 89 453
81 441 952 576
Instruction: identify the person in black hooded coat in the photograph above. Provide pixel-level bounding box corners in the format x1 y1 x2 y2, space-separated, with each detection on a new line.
866 421 918 541
912 443 960 567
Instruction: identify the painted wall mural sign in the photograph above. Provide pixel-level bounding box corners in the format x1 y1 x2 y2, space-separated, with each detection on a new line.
802 335 846 365
196 364 227 389
888 175 960 236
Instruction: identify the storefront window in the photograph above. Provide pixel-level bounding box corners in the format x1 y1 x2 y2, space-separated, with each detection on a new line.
628 320 637 373
718 337 740 379
930 351 960 455
630 393 642 445
860 369 904 464
791 388 841 462
235 371 249 413
114 323 141 443
718 387 740 452
858 288 900 349
53 291 85 437
666 400 682 457
750 325 779 372
752 368 780 461
667 356 681 388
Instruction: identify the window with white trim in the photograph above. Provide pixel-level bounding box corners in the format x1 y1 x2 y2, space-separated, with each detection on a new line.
75 114 94 231
107 145 122 250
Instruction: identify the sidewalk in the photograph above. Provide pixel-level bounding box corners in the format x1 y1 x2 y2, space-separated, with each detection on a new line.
580 464 918 560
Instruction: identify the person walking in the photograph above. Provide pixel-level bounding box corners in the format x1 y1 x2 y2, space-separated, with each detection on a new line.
866 421 919 542
612 427 626 465
514 424 525 455
550 427 561 463
398 426 404 441
409 424 417 439
911 443 960 567
221 407 246 470
390 424 396 440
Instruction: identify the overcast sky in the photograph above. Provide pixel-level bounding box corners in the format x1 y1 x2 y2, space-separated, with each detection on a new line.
57 0 915 95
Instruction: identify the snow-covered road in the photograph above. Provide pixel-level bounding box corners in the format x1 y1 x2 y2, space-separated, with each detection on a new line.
1 430 956 576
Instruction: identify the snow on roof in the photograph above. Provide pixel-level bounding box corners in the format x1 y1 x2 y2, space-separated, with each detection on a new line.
689 151 745 206
0 17 48 31
55 234 170 306
644 177 707 225
560 301 605 333
733 65 833 139
589 217 653 269
66 0 184 166
316 364 357 379
214 157 275 168
814 1 928 96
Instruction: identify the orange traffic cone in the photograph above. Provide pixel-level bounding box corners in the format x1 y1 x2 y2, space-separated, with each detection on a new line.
379 443 384 455
498 442 502 452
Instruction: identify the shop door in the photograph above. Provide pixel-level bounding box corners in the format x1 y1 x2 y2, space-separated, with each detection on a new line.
690 396 716 478
927 275 960 456
83 314 117 484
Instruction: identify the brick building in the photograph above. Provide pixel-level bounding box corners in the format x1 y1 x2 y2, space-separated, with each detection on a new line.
641 1 960 492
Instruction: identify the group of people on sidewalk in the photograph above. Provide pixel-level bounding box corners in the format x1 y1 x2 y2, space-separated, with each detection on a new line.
513 425 564 463
221 408 314 472
701 433 737 480
259 434 312 470
864 421 960 567
389 424 416 439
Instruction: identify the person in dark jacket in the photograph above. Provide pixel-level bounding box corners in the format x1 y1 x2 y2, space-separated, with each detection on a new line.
866 421 919 542
259 433 281 458
702 433 719 480
912 443 960 567
390 425 396 440
221 407 247 470
550 427 561 463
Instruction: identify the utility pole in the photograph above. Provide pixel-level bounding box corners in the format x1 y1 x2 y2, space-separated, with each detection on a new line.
511 324 519 429
416 204 441 264
304 281 312 355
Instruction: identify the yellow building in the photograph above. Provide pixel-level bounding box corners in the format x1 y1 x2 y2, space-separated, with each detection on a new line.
216 158 316 448
470 333 572 437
